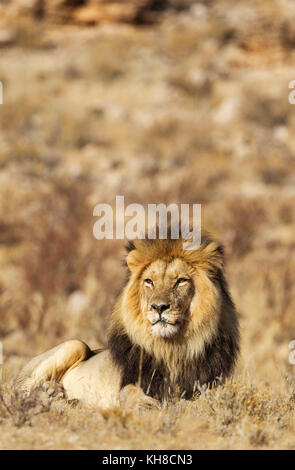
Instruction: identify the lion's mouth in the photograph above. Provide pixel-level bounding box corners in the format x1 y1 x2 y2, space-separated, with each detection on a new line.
152 318 180 328
152 318 179 326
151 319 180 338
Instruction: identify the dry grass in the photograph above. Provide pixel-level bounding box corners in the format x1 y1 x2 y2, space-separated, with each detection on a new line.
0 0 295 449
0 377 294 449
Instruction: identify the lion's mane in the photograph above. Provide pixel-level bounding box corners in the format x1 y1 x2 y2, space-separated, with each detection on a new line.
108 233 240 400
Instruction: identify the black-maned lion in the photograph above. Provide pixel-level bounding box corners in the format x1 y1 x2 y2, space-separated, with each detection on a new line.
16 232 240 408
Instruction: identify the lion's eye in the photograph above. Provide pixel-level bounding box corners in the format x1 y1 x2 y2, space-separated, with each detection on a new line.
175 278 189 287
144 278 154 286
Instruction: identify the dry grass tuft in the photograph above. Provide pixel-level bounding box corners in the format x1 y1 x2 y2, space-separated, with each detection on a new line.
1 0 295 449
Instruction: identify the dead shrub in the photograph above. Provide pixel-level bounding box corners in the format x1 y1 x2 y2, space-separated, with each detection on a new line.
197 379 291 439
0 385 51 427
18 176 92 332
223 198 267 258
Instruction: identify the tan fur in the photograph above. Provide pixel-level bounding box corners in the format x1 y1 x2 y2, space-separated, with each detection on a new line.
16 344 124 409
15 233 239 407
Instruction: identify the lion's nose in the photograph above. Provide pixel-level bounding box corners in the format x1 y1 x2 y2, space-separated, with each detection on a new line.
151 303 170 315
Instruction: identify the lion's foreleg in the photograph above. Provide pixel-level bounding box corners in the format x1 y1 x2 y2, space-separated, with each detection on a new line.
15 340 93 392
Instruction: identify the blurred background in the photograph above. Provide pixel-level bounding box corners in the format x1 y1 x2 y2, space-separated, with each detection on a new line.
0 0 295 389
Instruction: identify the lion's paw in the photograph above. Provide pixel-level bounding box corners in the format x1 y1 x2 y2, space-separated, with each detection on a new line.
119 384 160 411
41 380 66 401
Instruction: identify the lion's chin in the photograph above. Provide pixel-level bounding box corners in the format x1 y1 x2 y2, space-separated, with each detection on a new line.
151 322 180 338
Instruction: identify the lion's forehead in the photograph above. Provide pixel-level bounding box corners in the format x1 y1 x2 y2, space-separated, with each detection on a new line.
143 257 191 283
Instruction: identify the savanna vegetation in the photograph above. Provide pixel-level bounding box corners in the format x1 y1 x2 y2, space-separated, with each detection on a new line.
0 0 295 449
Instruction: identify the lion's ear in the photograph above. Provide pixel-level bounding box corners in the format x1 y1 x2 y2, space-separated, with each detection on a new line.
185 239 224 276
204 241 224 274
126 250 143 273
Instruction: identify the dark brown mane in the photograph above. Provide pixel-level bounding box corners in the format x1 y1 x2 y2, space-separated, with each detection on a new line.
109 233 240 401
108 314 239 400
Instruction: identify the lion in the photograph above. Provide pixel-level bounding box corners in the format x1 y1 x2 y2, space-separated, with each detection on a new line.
15 231 240 409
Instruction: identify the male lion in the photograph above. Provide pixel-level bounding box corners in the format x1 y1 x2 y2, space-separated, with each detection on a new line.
16 232 240 408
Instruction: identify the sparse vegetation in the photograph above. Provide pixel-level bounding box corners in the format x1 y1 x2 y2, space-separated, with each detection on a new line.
0 0 295 450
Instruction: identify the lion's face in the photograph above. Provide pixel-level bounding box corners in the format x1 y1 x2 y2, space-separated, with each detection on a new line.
139 258 195 338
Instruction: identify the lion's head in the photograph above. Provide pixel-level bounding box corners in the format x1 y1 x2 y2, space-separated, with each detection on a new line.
109 232 240 399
